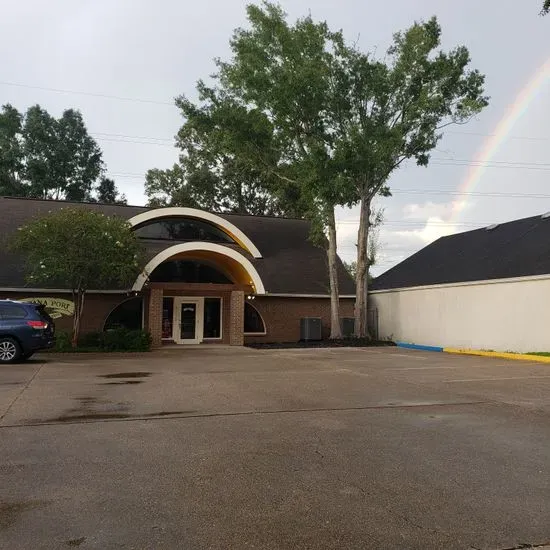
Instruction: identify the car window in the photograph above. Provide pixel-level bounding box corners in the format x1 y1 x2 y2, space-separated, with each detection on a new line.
36 305 54 324
0 303 29 319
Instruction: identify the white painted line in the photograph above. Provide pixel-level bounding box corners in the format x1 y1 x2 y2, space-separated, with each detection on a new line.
338 368 370 377
390 366 467 371
445 375 550 383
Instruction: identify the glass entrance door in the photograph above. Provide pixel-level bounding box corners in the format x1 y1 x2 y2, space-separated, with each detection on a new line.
172 297 204 344
180 303 197 340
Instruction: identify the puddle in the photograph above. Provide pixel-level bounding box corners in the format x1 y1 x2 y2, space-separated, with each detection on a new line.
34 411 195 423
66 537 86 547
143 411 190 417
0 501 45 531
102 381 144 385
52 413 133 422
100 372 151 379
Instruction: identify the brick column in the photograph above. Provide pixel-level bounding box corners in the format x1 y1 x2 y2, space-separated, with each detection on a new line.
148 288 163 348
229 290 245 346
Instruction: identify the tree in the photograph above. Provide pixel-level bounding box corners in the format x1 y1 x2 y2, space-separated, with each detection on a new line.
343 261 356 280
95 177 127 205
13 208 144 346
212 2 359 338
542 1 549 14
329 17 488 336
146 88 307 217
145 165 205 209
0 104 124 203
344 208 382 286
0 104 25 196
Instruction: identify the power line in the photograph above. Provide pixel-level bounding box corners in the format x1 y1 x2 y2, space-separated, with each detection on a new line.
432 157 550 167
389 188 550 199
0 80 175 106
446 130 550 143
430 160 550 172
336 220 493 227
91 132 173 142
96 137 176 147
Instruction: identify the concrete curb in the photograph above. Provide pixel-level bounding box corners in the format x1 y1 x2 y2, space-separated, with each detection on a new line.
444 348 550 364
396 342 443 352
396 341 550 364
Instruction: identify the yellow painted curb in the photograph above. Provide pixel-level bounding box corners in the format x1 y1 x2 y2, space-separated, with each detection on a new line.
444 348 550 364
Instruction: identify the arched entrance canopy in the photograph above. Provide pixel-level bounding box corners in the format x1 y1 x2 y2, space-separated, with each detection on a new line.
128 207 262 258
132 242 266 294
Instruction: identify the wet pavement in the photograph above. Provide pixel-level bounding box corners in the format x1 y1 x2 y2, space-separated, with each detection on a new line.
1 346 549 549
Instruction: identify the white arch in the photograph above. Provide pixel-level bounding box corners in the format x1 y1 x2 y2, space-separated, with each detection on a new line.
128 207 262 258
132 242 266 293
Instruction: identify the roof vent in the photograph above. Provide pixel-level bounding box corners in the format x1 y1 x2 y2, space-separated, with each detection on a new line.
485 223 499 231
542 212 550 219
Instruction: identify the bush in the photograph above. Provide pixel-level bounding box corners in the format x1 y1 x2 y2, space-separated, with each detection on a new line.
53 331 73 352
101 328 152 352
53 329 152 352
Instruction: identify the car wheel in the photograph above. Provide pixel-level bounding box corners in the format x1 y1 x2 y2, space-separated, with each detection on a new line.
0 338 22 364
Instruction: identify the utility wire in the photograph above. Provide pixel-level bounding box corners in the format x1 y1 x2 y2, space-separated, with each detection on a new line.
336 220 502 227
0 80 175 106
446 130 550 143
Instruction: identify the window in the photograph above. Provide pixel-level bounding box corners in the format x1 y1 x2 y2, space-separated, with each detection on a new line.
104 298 143 331
203 298 222 339
149 260 233 284
244 302 265 334
134 217 235 243
162 297 174 340
0 303 28 319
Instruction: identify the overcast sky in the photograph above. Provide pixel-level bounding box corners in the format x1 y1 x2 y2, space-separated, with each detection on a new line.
1 0 549 274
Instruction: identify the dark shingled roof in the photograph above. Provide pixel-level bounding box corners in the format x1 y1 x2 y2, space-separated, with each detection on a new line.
0 196 355 295
371 213 550 291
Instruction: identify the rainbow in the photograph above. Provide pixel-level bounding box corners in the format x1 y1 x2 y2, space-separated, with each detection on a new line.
448 57 550 223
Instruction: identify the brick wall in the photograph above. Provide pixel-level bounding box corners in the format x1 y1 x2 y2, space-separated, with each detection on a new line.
229 290 244 346
0 291 355 345
147 288 163 348
244 297 355 343
0 291 131 334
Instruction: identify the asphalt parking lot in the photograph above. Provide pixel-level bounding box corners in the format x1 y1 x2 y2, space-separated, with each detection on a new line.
1 346 549 550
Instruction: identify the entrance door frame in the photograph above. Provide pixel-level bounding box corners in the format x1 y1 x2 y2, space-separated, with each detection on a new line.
172 297 204 344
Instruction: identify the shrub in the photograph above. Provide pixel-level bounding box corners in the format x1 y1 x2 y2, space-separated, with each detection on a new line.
53 329 152 352
54 331 73 352
101 329 152 352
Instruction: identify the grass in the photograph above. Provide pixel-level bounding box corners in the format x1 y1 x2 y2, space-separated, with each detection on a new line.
526 352 550 357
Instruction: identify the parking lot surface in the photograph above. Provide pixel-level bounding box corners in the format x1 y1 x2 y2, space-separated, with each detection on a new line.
1 346 549 549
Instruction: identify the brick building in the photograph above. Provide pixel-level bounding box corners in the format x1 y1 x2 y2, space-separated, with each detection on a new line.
0 197 355 346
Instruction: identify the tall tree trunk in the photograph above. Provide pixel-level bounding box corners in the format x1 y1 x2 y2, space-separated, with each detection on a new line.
354 196 370 338
326 207 342 339
71 289 85 348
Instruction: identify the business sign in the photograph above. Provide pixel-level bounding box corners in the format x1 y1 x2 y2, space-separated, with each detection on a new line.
19 297 75 319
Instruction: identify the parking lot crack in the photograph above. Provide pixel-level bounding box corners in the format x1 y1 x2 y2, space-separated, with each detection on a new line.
0 364 44 423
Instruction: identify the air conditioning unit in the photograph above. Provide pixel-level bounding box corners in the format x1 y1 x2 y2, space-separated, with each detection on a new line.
341 317 355 337
300 317 322 341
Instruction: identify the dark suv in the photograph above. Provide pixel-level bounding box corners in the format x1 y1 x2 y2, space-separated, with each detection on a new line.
0 300 55 363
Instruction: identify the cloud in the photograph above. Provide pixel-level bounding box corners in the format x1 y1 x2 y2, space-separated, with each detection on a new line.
403 200 470 221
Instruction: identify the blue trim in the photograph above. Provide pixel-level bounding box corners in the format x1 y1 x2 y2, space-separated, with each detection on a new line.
396 342 443 352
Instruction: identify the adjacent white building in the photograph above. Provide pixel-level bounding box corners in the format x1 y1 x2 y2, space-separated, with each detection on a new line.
370 213 550 353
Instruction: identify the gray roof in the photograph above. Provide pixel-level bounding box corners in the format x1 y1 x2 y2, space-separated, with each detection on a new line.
0 196 355 295
372 213 550 291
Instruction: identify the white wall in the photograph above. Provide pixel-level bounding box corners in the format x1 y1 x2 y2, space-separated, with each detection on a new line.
370 276 550 353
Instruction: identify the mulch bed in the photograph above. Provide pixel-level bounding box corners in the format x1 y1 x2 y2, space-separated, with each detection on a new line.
246 339 395 350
